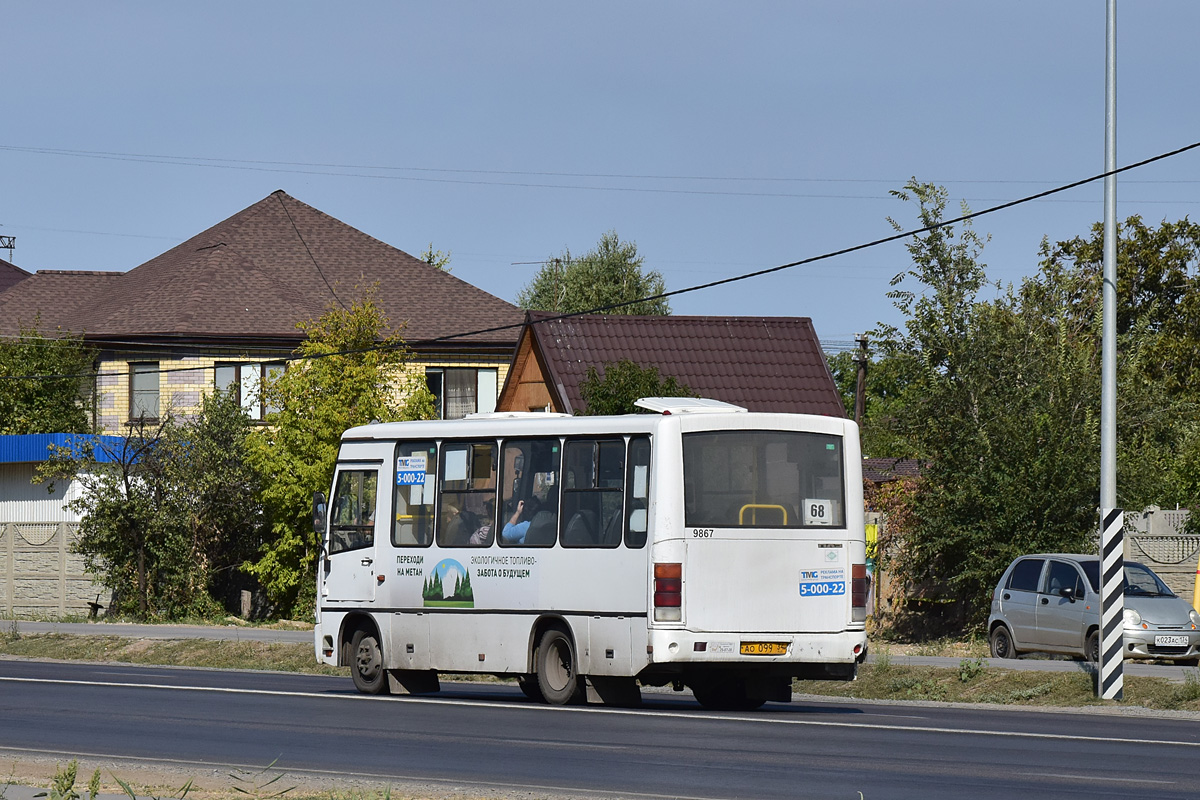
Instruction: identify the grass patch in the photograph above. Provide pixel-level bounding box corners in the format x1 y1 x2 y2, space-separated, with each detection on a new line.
795 659 1200 712
0 634 342 676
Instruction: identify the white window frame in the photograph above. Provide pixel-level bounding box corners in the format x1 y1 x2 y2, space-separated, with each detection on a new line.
425 367 498 419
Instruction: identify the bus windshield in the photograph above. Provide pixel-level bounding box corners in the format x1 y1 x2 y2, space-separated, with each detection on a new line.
683 430 845 529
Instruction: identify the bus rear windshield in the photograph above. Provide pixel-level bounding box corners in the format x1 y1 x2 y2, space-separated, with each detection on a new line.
683 430 845 529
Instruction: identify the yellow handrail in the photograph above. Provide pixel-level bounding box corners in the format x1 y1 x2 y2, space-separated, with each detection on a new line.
738 504 788 525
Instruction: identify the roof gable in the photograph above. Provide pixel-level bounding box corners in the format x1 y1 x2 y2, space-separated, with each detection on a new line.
517 313 846 417
0 192 523 347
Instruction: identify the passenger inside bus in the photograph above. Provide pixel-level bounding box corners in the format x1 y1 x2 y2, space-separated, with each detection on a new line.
501 497 540 544
469 499 495 545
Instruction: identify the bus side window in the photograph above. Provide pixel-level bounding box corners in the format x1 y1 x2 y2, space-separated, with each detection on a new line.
562 438 624 549
625 436 651 548
393 442 436 547
438 441 497 547
499 438 561 547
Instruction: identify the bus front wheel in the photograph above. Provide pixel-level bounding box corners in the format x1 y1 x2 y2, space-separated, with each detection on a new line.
536 628 584 705
350 629 388 695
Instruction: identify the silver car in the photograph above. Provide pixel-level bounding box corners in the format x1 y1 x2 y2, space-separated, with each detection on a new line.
988 553 1200 666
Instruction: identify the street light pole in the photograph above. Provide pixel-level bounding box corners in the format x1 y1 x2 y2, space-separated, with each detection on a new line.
1098 0 1124 701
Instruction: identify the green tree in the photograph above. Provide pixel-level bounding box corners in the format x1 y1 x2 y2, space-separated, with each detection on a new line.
420 243 451 272
41 416 178 618
245 291 435 617
38 392 264 619
578 359 696 416
0 319 96 435
871 181 1099 627
1039 215 1200 395
173 388 265 608
824 348 918 457
1034 216 1200 516
516 231 670 315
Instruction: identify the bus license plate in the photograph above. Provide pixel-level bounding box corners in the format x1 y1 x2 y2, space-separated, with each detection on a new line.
1155 635 1189 647
740 642 788 656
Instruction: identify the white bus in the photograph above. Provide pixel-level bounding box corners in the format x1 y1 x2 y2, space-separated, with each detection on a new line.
313 398 868 710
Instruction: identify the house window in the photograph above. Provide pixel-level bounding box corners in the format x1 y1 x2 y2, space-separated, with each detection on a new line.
425 367 497 419
215 362 286 420
130 362 160 421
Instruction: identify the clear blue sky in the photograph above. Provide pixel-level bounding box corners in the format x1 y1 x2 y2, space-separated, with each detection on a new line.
4 2 1199 352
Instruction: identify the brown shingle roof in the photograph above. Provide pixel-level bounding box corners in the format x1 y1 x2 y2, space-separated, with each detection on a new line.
523 312 846 417
0 270 123 336
0 259 31 296
862 457 922 484
0 191 523 347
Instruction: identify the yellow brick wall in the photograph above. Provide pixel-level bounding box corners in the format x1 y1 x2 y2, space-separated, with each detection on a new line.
93 351 513 434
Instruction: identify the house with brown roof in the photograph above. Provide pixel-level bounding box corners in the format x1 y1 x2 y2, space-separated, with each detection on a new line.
496 311 846 417
0 191 525 433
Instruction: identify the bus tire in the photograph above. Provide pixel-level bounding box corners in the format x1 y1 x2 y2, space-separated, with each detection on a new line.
350 629 388 695
692 679 765 711
536 628 584 705
517 674 545 703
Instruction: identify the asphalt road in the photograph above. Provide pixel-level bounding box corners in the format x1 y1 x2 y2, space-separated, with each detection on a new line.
9 620 1195 682
1 658 1199 799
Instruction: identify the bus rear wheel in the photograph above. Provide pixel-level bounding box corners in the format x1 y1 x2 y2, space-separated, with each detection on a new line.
692 679 766 711
350 629 388 695
536 628 584 705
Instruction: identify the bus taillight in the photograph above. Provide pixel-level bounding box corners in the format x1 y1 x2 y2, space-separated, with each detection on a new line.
851 563 869 622
654 562 682 622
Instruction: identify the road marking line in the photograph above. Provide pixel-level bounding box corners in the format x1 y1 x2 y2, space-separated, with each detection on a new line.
1029 772 1175 785
2 675 1199 750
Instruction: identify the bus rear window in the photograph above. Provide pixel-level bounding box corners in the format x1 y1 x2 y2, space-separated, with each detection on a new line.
682 431 845 529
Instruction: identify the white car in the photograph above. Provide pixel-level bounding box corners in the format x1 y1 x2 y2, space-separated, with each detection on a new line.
987 553 1200 666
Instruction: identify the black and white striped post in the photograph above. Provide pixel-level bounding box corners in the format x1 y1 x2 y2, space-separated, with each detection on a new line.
1099 507 1124 700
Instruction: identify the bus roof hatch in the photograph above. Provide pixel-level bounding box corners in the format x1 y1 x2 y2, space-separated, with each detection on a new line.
634 397 748 415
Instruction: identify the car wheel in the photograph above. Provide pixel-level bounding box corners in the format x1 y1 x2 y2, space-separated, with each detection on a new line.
1086 630 1100 663
350 629 388 695
989 625 1016 659
536 627 584 705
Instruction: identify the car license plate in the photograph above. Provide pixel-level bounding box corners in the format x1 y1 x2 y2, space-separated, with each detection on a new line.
740 642 788 656
1155 635 1189 647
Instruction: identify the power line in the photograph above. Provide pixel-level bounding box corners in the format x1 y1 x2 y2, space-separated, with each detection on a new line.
4 138 1200 383
4 143 1198 203
4 142 1198 186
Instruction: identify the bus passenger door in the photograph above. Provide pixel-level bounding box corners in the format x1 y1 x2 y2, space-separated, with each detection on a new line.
321 466 382 603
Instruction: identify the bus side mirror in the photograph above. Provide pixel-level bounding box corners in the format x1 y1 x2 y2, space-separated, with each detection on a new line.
313 491 328 537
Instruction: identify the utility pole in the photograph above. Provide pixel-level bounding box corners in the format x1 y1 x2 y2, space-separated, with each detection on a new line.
853 333 869 426
1098 0 1124 701
0 235 14 262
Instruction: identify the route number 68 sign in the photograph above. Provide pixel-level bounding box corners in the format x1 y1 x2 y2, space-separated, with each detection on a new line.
804 499 833 526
